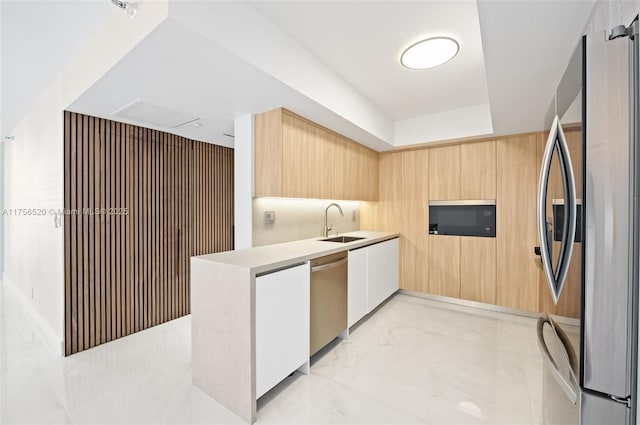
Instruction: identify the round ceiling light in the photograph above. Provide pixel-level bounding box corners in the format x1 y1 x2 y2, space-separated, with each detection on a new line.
400 37 460 70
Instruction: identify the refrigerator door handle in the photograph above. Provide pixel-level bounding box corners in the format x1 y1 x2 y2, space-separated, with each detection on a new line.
537 317 579 405
537 115 578 303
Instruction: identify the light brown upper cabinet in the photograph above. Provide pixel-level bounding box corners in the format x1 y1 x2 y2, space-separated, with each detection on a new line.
254 108 378 201
254 108 283 197
496 134 540 312
460 140 496 199
281 112 310 198
429 144 461 200
376 152 403 232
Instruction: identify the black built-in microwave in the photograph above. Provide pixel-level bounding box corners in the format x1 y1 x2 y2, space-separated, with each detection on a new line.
428 200 496 237
552 199 583 242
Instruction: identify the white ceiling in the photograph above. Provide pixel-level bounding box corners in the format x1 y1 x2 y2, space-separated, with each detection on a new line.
249 1 490 121
67 18 394 150
477 0 596 136
1 0 598 150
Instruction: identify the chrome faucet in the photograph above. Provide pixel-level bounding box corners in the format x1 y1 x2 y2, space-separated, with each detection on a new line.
323 203 344 237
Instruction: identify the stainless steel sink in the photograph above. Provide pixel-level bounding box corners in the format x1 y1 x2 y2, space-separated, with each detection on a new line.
320 236 365 243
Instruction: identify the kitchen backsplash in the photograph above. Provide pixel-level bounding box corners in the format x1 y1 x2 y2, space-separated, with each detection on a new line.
252 198 361 247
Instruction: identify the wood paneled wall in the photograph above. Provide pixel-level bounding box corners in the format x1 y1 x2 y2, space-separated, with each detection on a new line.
64 111 234 355
192 142 234 255
367 131 581 317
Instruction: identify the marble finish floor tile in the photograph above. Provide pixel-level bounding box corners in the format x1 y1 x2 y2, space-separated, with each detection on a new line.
1 280 543 424
259 295 544 425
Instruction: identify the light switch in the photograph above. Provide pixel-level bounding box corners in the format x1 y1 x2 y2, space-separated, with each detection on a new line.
264 211 275 225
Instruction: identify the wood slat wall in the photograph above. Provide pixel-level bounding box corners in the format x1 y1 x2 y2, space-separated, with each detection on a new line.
191 142 234 255
64 111 234 355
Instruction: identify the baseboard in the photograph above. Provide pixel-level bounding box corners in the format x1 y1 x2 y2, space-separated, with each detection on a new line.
398 290 581 325
2 272 64 356
399 289 543 319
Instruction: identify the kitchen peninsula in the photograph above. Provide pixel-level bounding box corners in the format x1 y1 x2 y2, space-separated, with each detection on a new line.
191 230 399 423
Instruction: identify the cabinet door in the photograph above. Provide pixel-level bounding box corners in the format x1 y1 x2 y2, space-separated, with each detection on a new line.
348 248 368 327
429 144 461 200
461 140 496 199
428 235 461 298
255 263 310 398
254 109 283 197
460 237 496 304
281 113 310 198
364 147 379 201
496 135 539 312
367 238 400 311
400 149 429 293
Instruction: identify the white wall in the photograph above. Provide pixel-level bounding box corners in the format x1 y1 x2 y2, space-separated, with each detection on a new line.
234 115 254 249
393 103 493 147
253 198 360 247
3 1 168 354
582 1 639 35
0 144 3 274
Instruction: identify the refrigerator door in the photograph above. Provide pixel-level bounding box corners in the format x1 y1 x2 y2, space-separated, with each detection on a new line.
538 317 580 425
581 392 630 425
584 30 633 398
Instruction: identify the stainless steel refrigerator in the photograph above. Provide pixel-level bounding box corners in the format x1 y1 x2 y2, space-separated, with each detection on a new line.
537 19 639 425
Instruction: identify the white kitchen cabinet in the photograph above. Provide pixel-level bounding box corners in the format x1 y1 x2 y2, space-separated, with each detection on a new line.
367 238 400 312
348 247 368 327
255 263 310 398
348 238 400 327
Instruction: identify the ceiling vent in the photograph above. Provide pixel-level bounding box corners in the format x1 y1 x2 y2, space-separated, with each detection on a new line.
112 100 200 128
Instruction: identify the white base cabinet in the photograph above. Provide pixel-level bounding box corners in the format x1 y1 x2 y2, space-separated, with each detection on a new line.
367 238 400 312
255 263 310 398
348 238 399 327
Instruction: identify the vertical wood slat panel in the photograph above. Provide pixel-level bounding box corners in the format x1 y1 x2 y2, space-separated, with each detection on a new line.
105 119 112 343
170 136 174 320
127 124 134 336
64 113 234 355
114 121 121 339
190 140 234 258
185 138 190 314
182 138 187 316
71 112 78 355
181 136 186 317
88 116 95 349
78 114 85 352
144 128 149 328
99 118 106 345
155 131 160 325
160 133 165 323
150 130 155 327
64 111 72 356
133 125 139 333
93 117 101 346
154 130 159 326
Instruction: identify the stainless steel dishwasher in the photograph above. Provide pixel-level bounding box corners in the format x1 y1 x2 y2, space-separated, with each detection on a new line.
310 252 348 356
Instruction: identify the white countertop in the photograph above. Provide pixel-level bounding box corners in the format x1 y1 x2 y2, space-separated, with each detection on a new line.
192 230 399 275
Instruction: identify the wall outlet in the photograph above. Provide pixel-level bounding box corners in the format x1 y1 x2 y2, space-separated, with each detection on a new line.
352 210 356 221
264 211 276 225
